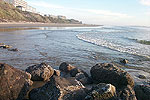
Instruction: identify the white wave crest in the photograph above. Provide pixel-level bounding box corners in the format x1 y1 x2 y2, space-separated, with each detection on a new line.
76 33 150 58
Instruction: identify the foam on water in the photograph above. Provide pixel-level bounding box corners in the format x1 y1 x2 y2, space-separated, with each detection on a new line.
77 32 150 59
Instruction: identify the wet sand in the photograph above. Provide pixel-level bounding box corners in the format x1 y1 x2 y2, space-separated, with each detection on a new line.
0 22 100 28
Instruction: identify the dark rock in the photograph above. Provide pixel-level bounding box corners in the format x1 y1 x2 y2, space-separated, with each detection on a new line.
75 72 91 85
85 83 117 100
61 71 71 78
70 68 89 77
70 68 80 77
90 63 134 88
76 72 86 80
120 59 129 64
53 69 60 76
29 76 87 100
138 75 146 79
8 48 19 52
0 63 33 100
59 62 75 73
118 85 137 100
134 85 150 100
26 63 54 81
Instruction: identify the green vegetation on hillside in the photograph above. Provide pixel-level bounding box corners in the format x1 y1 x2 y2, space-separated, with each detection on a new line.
0 0 82 24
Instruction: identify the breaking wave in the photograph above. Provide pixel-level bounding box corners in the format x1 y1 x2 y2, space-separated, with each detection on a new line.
77 33 150 58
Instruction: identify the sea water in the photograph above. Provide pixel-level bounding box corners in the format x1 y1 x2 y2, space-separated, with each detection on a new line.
0 26 150 73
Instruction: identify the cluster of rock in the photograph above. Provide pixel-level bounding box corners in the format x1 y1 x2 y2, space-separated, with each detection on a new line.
0 43 18 51
0 62 150 100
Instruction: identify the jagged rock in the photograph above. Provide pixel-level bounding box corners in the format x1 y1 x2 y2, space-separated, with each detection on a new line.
59 62 75 73
134 85 150 100
0 63 33 100
26 63 54 81
118 85 137 100
29 76 87 100
70 68 89 77
120 59 129 64
53 69 60 76
85 83 117 100
90 63 134 88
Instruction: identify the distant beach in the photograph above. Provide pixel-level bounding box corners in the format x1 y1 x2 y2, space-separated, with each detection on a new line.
0 22 100 28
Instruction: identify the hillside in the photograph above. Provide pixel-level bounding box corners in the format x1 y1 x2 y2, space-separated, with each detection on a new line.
0 0 82 24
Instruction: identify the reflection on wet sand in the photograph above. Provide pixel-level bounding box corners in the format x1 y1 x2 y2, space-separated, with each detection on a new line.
0 27 39 32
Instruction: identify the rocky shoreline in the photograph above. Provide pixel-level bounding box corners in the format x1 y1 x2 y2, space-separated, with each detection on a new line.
0 62 150 100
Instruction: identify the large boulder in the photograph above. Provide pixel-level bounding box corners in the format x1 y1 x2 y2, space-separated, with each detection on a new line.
118 85 137 100
29 76 87 100
90 63 134 88
59 62 75 73
134 85 150 100
26 63 54 81
85 83 117 100
0 63 33 100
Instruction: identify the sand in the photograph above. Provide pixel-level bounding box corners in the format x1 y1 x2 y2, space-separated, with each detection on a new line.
0 22 100 28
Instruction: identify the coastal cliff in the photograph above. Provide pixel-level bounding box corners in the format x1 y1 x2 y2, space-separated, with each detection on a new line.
0 0 82 24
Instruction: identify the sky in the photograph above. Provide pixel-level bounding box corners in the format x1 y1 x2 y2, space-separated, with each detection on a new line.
26 0 150 26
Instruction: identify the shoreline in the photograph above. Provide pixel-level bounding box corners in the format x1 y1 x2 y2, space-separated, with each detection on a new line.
0 22 101 28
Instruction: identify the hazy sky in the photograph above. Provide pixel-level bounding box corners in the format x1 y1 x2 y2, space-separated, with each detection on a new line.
26 0 150 26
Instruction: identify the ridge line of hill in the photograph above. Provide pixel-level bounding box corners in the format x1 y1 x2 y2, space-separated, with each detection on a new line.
0 0 82 24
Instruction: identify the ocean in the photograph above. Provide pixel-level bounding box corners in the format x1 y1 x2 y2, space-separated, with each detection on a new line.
0 26 150 73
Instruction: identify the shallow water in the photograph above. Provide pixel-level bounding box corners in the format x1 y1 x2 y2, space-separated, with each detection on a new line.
0 26 150 73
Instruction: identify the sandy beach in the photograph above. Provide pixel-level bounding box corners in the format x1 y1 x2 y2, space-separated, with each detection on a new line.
0 22 99 28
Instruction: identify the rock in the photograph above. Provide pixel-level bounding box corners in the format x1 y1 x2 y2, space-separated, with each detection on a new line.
61 71 72 78
0 45 12 49
25 72 32 79
90 63 134 88
8 48 18 52
70 68 80 77
138 75 146 79
53 69 60 76
59 62 75 73
120 59 129 64
75 73 91 85
134 85 150 100
76 72 86 80
85 83 117 100
29 76 87 100
69 68 90 85
0 63 33 100
118 85 137 100
26 63 54 81
70 68 89 77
